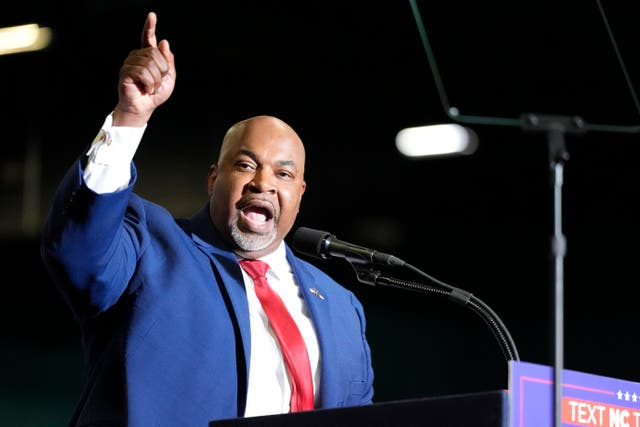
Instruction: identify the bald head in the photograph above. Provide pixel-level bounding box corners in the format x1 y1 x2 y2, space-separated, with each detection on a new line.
219 115 305 167
207 115 307 258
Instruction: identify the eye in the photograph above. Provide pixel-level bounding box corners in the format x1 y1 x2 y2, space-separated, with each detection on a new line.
236 160 256 171
278 169 295 180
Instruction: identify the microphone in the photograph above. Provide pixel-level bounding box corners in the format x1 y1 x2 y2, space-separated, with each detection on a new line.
293 228 520 362
292 227 405 267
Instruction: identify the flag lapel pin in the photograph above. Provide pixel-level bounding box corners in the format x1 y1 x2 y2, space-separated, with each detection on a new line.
309 287 325 300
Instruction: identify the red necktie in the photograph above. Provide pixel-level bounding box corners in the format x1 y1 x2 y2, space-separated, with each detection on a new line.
239 259 315 412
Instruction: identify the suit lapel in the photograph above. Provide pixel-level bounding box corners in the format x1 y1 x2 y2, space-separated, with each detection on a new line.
180 206 253 410
181 205 341 409
287 247 339 408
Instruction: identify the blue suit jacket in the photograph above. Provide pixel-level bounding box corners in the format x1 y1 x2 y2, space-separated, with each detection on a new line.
41 161 374 426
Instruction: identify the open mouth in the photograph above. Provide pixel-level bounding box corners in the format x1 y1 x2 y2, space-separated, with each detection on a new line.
243 206 271 224
239 199 275 230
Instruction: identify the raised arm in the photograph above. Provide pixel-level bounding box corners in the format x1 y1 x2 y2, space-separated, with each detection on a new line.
113 11 176 127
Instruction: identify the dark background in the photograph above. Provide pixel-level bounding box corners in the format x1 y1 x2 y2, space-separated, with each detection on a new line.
3 1 640 425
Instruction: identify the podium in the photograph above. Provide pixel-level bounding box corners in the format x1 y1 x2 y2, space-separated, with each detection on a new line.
209 390 509 427
211 361 640 427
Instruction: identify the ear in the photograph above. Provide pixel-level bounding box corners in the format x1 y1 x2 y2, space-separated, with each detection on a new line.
207 164 218 196
300 180 306 199
296 180 306 214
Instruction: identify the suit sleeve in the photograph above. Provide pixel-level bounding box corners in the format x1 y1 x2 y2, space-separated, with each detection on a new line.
40 159 146 320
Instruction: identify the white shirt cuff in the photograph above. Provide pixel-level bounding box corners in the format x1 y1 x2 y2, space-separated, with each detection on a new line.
83 113 147 193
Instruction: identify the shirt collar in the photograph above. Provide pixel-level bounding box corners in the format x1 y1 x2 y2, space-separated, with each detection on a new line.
259 241 289 281
237 241 289 281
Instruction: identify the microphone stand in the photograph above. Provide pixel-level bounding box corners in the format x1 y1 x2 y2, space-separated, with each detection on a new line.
521 113 585 427
350 263 520 364
407 2 640 423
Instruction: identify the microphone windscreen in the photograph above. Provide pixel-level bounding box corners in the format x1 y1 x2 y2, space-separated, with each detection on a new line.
292 227 332 258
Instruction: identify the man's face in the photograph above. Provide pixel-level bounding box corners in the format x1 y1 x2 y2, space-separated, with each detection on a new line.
208 116 306 258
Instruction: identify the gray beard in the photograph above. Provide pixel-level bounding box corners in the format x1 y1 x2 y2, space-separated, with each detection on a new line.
230 219 277 252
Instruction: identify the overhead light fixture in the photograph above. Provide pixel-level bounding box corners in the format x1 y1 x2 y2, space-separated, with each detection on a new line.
395 123 478 158
0 23 52 56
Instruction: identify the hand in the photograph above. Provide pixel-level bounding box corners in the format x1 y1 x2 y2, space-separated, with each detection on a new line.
113 12 176 127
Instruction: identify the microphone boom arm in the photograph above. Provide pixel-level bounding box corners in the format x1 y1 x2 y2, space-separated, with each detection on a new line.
350 263 520 363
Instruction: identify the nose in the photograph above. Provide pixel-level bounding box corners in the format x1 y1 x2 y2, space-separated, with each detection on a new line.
247 167 276 193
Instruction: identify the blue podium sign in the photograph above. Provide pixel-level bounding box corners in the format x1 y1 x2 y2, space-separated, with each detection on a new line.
510 361 640 427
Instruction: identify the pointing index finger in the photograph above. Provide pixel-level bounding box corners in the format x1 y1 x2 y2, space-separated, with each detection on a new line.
141 11 158 48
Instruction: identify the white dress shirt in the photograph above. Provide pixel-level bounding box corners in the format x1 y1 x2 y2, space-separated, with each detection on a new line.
241 245 320 417
83 113 321 417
